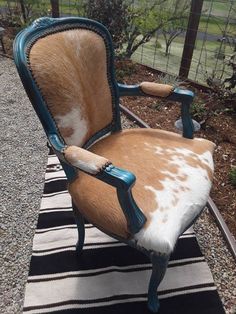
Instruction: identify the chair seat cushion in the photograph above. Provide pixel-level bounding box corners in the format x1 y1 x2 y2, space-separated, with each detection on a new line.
69 128 215 254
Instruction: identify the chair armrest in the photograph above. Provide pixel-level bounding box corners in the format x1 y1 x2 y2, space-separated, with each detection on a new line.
118 82 195 139
64 145 110 175
140 82 174 97
118 82 174 98
64 145 147 234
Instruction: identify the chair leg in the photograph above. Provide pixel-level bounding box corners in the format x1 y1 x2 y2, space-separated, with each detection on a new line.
147 252 170 313
72 202 85 255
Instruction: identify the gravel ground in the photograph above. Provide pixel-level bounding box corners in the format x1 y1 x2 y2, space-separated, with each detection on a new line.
0 57 48 314
1 57 235 314
194 210 236 314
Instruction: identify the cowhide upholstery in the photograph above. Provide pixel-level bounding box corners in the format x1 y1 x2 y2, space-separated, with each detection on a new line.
140 82 173 97
68 128 215 254
65 145 110 175
29 29 113 147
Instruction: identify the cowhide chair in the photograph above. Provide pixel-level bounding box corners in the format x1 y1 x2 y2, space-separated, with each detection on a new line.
13 17 215 312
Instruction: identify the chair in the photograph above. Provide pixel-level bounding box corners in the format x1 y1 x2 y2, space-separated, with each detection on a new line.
13 17 215 312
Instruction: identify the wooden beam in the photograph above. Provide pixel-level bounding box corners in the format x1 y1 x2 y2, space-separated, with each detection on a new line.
179 0 204 78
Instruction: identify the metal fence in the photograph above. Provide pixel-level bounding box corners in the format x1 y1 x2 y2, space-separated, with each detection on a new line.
0 0 235 86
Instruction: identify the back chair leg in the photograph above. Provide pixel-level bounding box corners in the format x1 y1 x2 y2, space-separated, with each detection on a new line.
72 202 85 255
147 252 170 313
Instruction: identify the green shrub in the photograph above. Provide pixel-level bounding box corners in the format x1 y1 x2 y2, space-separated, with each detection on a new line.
206 53 236 113
0 0 49 28
157 73 184 88
190 102 207 122
83 0 129 53
229 167 236 187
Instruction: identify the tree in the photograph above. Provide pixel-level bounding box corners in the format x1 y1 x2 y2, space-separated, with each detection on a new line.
77 0 129 52
161 0 189 56
76 0 190 59
13 0 49 25
123 0 190 58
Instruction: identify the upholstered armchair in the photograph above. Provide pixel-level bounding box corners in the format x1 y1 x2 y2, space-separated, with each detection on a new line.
13 17 215 312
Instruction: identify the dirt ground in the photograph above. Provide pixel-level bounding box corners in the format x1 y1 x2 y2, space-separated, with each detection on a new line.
119 62 236 239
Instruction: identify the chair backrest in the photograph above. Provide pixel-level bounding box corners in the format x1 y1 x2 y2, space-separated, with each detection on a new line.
14 17 121 148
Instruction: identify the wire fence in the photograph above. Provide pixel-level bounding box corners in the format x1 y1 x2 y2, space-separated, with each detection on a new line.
0 0 235 86
130 0 236 85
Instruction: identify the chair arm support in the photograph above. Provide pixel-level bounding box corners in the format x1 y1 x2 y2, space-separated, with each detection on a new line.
96 166 147 234
118 83 195 139
167 88 194 139
64 145 147 234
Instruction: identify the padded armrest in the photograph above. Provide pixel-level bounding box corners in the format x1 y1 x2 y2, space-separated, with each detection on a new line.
64 145 110 175
140 82 174 98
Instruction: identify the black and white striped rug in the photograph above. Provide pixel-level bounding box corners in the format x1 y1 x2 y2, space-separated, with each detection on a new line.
23 153 225 314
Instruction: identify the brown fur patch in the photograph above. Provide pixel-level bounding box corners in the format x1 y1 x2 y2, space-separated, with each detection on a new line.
29 29 113 146
69 128 215 238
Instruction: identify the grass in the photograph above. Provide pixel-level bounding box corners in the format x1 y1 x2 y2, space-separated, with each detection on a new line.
203 0 235 18
132 35 234 84
199 15 236 36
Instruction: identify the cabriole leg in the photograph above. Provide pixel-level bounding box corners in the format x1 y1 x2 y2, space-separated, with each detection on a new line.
147 252 170 313
72 202 85 255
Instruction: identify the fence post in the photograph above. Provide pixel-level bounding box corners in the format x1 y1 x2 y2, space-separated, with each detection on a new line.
179 0 203 78
50 0 60 18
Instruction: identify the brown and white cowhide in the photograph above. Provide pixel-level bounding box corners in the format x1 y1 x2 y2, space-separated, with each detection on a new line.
69 128 215 254
29 29 113 147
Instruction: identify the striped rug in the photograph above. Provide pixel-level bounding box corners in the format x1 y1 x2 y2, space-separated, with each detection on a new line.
23 153 225 314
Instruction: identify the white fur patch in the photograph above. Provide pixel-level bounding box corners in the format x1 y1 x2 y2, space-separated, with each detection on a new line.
55 107 88 146
134 148 214 254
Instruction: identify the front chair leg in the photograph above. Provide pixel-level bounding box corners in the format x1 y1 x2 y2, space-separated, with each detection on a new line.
72 202 85 256
148 252 170 313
